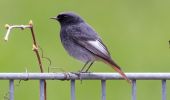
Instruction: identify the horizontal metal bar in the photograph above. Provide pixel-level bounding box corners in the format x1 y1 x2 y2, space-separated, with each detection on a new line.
0 73 169 80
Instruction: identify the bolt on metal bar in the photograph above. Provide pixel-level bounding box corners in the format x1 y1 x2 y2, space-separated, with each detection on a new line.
9 79 14 100
101 80 106 100
40 79 45 100
162 80 166 100
71 80 76 100
132 80 136 100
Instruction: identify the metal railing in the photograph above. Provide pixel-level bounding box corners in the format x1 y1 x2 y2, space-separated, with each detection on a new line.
1 73 170 100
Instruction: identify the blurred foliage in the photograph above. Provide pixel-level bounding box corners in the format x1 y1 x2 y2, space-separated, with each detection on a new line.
0 0 170 100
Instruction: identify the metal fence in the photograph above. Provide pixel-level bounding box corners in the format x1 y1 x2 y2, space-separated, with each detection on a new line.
1 73 170 100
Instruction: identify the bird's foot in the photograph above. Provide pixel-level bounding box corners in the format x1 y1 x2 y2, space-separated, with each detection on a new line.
70 72 82 83
71 71 92 84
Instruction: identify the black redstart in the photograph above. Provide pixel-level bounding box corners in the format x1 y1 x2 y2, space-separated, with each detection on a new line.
51 12 131 83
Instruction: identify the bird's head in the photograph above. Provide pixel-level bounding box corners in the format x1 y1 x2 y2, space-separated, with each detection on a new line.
51 12 84 25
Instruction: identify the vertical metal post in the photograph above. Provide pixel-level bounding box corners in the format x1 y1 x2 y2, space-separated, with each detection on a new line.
101 80 106 100
71 80 76 100
40 79 45 100
9 79 14 100
162 80 166 100
132 80 136 100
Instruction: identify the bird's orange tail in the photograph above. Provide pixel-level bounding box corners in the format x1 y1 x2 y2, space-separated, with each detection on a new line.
112 66 131 84
103 59 131 84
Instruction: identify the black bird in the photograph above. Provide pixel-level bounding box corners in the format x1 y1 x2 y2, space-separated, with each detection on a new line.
51 12 131 83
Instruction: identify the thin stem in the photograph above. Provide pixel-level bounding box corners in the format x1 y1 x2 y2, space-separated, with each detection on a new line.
29 23 37 46
30 24 47 100
4 21 47 100
32 41 43 72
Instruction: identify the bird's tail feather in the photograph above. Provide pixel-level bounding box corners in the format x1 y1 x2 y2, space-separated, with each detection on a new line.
103 58 131 84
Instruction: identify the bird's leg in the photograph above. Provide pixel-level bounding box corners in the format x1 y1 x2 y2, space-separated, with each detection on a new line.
80 61 90 72
72 61 89 79
85 61 94 72
72 61 90 84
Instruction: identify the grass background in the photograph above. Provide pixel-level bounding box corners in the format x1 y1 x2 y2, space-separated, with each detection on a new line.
0 0 170 100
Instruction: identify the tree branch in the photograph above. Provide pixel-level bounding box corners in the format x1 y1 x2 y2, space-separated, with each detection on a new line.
4 20 47 100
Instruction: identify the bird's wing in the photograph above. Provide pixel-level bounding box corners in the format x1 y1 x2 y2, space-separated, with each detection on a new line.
73 36 111 60
66 23 111 60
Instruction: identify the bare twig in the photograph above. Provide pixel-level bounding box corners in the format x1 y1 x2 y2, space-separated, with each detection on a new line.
32 44 44 72
4 24 31 41
39 45 52 69
4 20 47 100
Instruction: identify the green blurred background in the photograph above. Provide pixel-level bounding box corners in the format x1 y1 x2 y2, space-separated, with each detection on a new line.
0 0 170 100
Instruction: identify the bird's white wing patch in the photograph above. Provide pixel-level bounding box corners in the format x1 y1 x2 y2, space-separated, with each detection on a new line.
87 40 108 56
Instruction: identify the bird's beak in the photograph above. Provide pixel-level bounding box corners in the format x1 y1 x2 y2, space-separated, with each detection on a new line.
50 17 57 20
